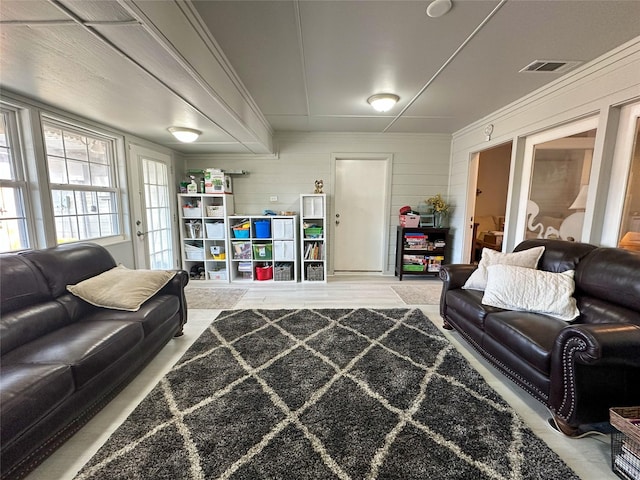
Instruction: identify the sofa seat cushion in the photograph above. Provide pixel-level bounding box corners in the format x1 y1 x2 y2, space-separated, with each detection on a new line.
0 363 74 444
484 311 567 375
446 289 505 330
2 321 144 388
83 294 180 336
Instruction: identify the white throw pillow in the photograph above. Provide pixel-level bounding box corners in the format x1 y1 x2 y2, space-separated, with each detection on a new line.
462 246 545 291
67 265 175 311
482 264 579 321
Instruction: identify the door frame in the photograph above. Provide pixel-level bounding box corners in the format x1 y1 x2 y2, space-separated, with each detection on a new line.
128 143 178 269
514 116 599 246
330 153 393 275
602 101 640 246
463 152 480 263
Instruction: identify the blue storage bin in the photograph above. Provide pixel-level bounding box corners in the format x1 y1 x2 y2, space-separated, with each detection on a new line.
254 220 271 238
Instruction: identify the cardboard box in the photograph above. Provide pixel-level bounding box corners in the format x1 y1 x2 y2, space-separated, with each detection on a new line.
204 169 232 193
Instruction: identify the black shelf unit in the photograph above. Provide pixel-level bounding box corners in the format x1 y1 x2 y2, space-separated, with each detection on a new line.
395 227 449 280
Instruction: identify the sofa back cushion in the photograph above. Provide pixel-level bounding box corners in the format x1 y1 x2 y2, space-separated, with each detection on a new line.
20 242 117 298
1 303 72 355
575 247 640 324
514 239 596 272
0 255 51 312
0 254 73 354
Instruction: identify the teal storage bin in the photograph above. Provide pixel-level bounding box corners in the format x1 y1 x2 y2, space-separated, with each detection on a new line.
254 220 271 238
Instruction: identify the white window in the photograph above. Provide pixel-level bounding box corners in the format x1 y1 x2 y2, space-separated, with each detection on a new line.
0 108 31 252
43 119 121 244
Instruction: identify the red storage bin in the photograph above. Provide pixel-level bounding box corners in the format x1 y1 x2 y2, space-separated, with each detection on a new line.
255 265 273 281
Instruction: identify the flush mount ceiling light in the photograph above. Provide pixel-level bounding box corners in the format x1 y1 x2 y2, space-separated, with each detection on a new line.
426 0 452 18
167 126 202 143
367 93 400 112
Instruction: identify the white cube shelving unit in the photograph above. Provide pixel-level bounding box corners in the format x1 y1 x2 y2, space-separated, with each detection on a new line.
227 215 298 283
178 193 234 281
300 194 327 282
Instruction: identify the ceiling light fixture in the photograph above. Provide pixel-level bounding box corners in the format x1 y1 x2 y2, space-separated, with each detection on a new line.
367 93 400 112
426 0 452 18
167 126 202 143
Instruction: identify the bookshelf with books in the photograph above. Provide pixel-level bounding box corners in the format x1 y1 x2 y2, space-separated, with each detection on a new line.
394 226 449 280
300 194 327 282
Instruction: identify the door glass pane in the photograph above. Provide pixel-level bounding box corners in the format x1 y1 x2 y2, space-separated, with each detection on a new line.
526 129 596 241
142 158 173 269
618 119 640 250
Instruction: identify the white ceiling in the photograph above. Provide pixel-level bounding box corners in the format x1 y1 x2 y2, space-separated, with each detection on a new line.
1 0 640 154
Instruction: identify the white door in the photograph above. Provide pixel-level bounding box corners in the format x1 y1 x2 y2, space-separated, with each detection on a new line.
129 145 175 269
333 155 391 273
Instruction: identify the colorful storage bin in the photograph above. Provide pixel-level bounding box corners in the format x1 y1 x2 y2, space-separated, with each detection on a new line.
304 227 323 238
255 265 273 281
254 220 271 238
233 227 250 238
252 243 273 260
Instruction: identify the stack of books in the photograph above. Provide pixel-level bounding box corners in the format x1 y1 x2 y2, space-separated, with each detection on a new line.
304 242 323 260
404 233 428 250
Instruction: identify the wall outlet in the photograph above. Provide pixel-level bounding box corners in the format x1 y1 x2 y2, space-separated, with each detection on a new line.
270 195 278 202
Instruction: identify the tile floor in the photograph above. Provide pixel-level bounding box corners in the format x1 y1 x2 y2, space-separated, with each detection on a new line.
24 276 615 480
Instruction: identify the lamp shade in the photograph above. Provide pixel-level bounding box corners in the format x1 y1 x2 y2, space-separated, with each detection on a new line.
569 184 589 210
367 94 399 112
168 127 202 143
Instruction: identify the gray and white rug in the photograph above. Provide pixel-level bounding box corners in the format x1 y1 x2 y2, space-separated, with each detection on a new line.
391 283 442 305
185 287 247 309
74 309 578 479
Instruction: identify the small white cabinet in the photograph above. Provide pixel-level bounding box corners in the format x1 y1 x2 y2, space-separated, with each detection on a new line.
227 215 298 283
177 193 233 281
300 194 327 282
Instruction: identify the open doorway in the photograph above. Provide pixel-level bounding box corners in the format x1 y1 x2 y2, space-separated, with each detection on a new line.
469 143 512 262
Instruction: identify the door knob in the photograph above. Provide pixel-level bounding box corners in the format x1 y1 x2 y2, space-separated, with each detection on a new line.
136 230 145 237
336 220 340 226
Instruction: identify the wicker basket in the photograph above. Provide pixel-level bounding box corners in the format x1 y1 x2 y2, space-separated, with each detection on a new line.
306 263 324 281
610 407 640 480
274 264 292 281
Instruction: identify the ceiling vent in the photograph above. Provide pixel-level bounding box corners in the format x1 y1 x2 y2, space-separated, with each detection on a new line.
519 60 582 74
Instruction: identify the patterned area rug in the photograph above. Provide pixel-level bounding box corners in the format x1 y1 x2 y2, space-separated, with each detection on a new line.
185 287 247 309
391 283 442 305
73 309 578 480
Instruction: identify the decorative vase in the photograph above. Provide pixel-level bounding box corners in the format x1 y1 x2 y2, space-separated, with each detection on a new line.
434 211 447 228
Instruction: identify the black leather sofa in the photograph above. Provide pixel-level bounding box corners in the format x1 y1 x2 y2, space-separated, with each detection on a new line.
0 243 188 480
439 239 640 436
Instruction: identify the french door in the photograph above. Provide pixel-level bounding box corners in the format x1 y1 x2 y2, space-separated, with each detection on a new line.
130 145 175 269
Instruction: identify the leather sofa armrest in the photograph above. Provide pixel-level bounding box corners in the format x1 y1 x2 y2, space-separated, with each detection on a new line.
439 264 477 290
550 323 640 425
439 264 477 322
553 323 640 368
158 269 189 335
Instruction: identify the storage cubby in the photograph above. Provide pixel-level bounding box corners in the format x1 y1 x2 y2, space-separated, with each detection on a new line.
227 215 298 283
